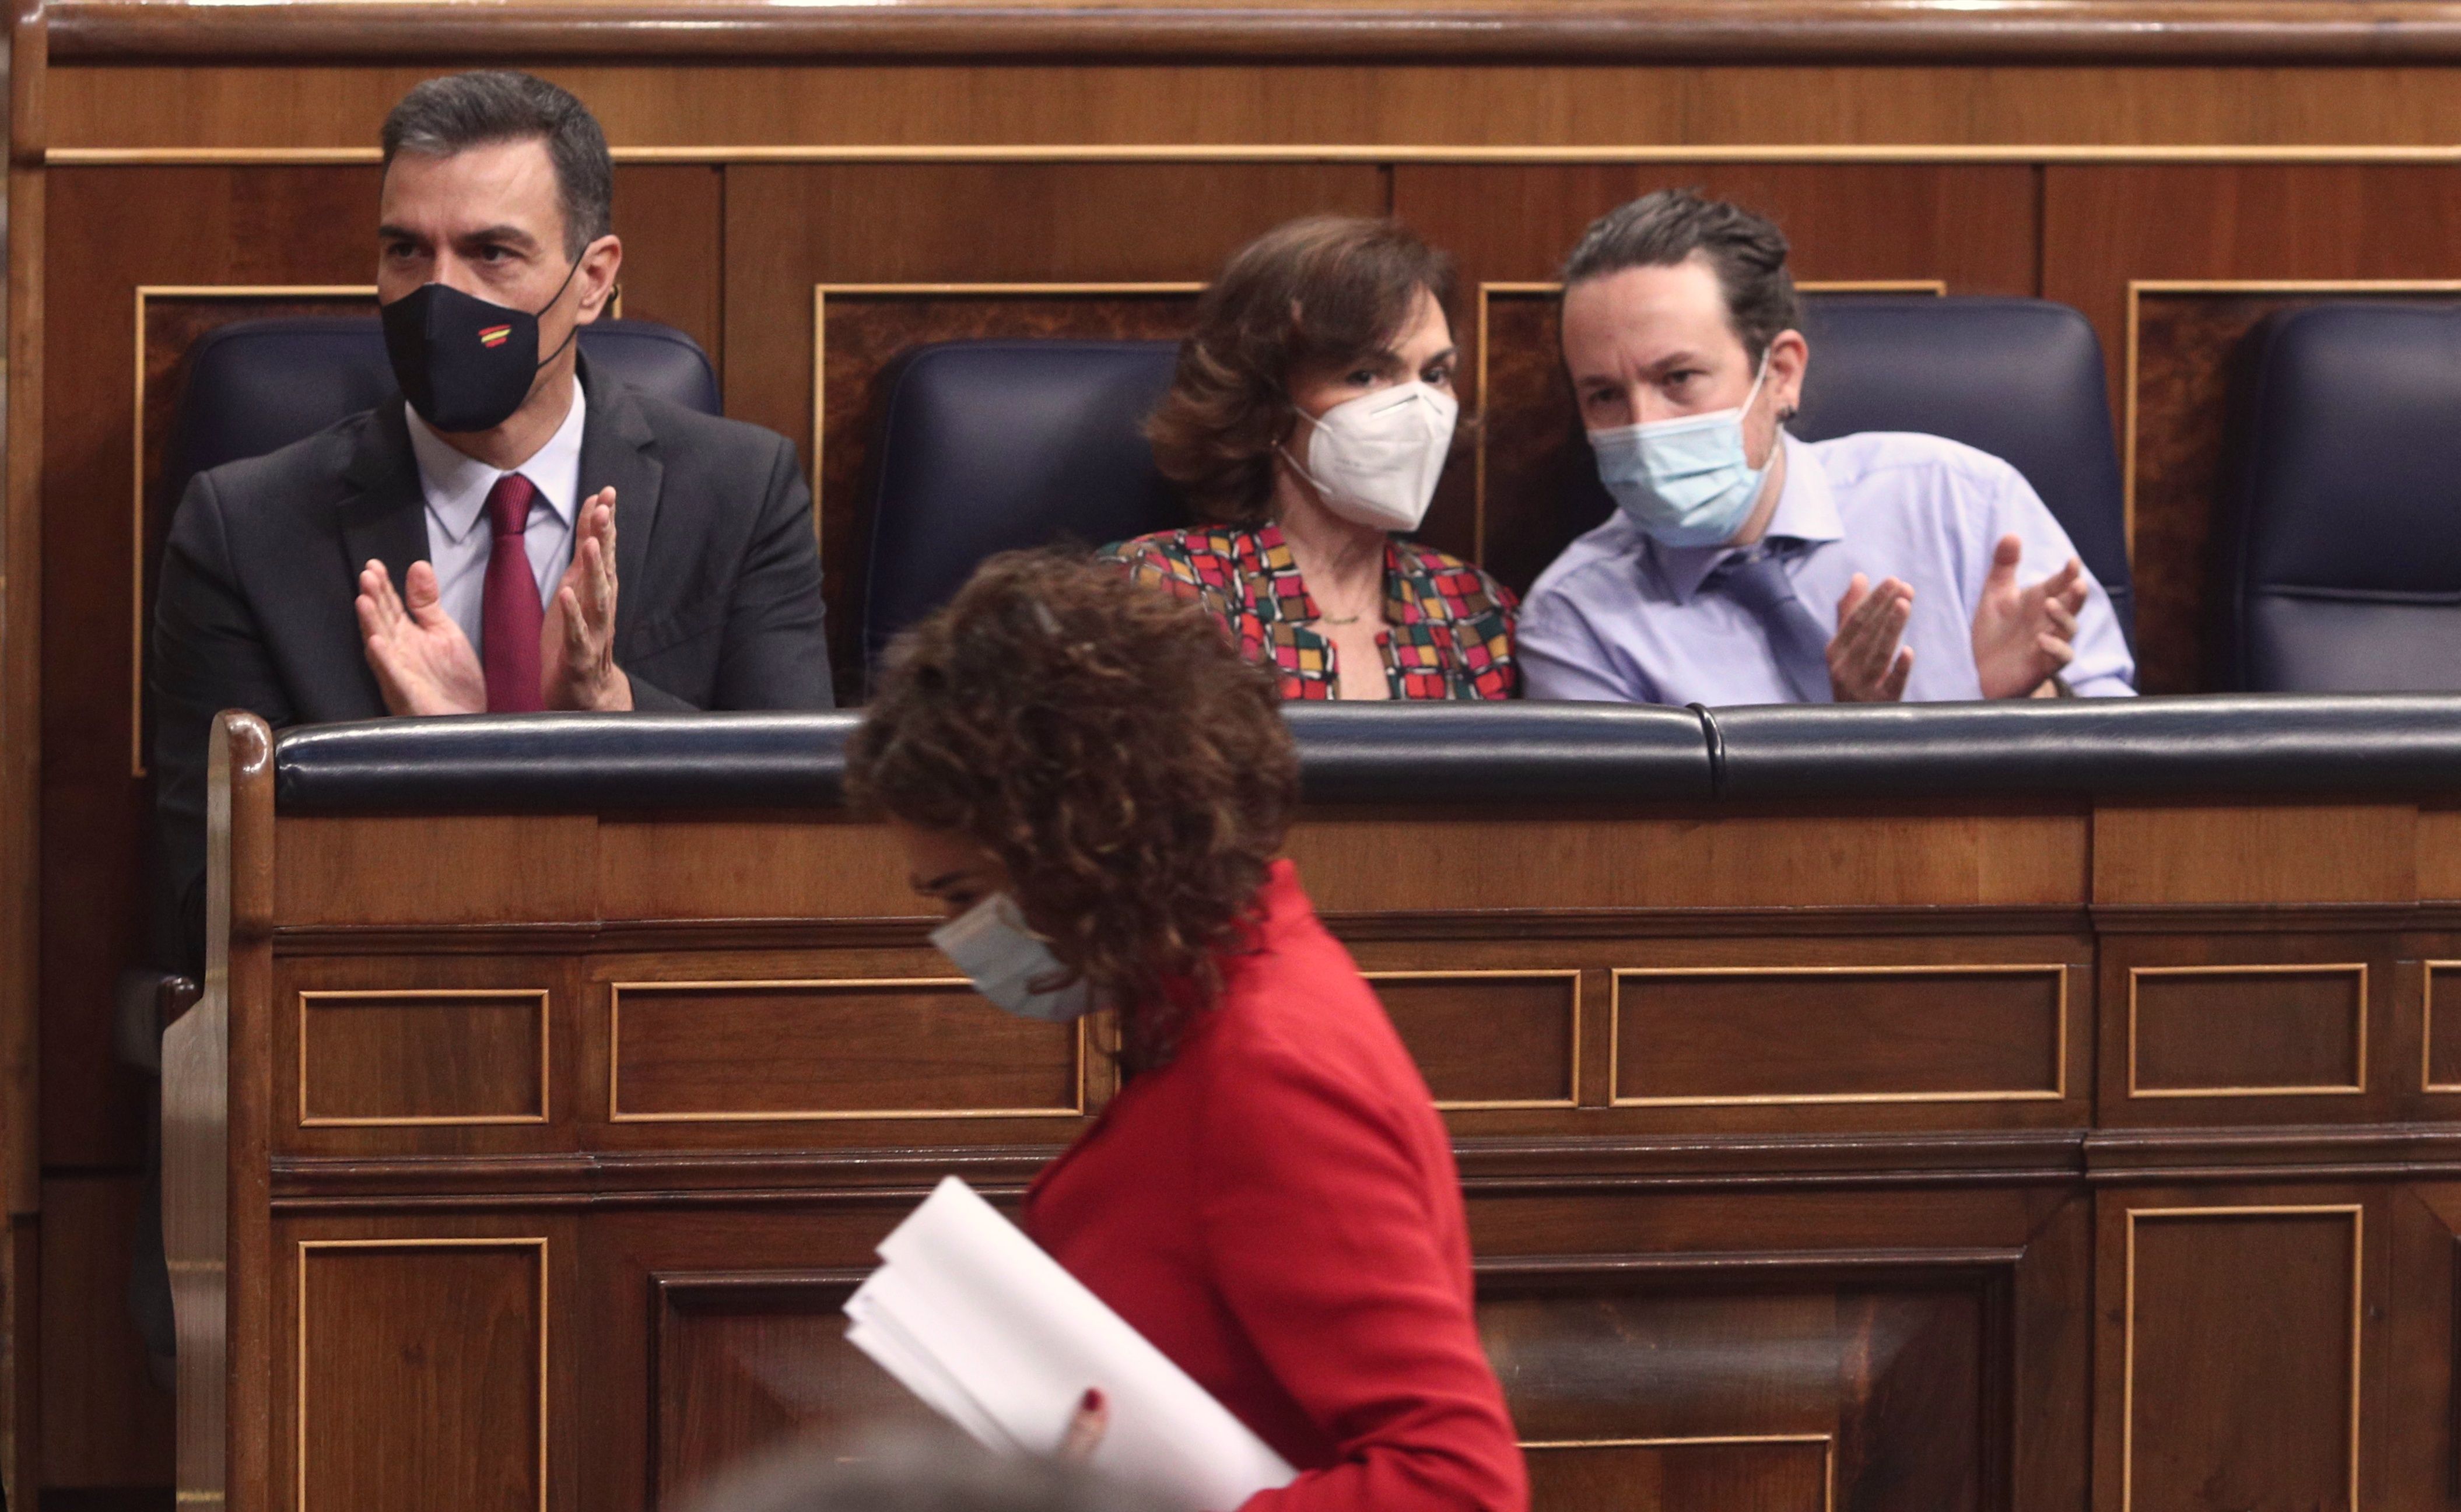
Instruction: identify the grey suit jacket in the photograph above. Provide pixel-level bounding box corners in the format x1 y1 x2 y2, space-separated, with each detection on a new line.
150 359 833 966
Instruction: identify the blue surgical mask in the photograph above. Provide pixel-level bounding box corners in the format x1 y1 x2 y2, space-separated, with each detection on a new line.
929 893 1096 1023
1589 355 1776 548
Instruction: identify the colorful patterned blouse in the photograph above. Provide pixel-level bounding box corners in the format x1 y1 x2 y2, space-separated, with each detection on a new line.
1096 523 1519 700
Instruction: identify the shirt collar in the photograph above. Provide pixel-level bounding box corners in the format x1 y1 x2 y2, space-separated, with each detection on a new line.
1643 432 1845 603
405 382 589 546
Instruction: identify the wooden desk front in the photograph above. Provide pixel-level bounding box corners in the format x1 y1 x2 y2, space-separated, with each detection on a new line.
169 711 2461 1511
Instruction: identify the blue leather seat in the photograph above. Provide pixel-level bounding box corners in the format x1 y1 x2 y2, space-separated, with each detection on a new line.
161 315 721 512
860 339 1184 681
1791 294 2134 643
2217 303 2461 692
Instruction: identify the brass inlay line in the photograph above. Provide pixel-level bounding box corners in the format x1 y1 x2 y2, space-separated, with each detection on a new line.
810 280 1204 539
295 1237 549 1512
608 977 1090 1122
59 145 2461 167
2125 962 2369 1099
295 988 551 1128
2120 1204 2362 1512
1471 280 1944 567
2123 279 2461 558
1520 1433 1836 1512
1608 963 2071 1107
2425 962 2461 1093
1362 968 1582 1110
129 284 380 778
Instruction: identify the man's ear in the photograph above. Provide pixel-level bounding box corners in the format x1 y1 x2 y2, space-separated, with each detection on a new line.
1768 328 1810 416
577 234 624 322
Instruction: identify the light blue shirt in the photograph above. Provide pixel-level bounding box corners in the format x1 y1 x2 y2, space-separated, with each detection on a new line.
1519 431 2137 705
405 384 587 660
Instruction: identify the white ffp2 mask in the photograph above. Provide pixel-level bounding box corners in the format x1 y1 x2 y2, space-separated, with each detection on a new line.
928 893 1096 1023
1281 381 1459 532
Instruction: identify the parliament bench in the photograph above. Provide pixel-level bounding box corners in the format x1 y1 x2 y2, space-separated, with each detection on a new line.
169 696 2461 1511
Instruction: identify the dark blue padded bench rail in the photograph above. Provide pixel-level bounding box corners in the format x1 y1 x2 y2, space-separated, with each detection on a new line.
271 696 2461 813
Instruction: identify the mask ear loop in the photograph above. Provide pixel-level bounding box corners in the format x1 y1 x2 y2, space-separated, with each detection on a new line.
530 254 589 372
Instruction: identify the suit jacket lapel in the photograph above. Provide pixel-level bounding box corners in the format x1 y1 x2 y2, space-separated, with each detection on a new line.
335 399 430 595
577 357 664 650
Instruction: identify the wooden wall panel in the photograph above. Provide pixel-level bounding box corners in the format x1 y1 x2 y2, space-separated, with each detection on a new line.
2425 963 2461 1092
52 65 2461 153
609 979 1082 1122
2099 1199 2367 1512
37 1176 173 1488
298 990 550 1127
1522 1440 1829 1511
295 1240 546 1512
2127 964 2366 1098
1368 971 1579 1110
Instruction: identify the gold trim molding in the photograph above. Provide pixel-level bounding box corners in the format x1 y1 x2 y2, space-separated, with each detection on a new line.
2120 1204 2362 1512
130 283 380 778
2125 962 2369 1099
296 988 552 1128
1362 969 1583 1111
608 977 1091 1123
1607 963 2071 1107
295 1237 550 1512
2424 961 2461 1093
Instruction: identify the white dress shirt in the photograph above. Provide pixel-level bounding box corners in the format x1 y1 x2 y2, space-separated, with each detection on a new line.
405 384 587 660
1520 430 2137 706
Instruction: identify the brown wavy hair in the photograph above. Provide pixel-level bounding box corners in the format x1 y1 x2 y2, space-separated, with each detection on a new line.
1147 215 1459 525
846 552 1301 1069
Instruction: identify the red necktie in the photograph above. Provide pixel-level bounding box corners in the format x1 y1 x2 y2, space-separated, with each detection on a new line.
481 473 544 713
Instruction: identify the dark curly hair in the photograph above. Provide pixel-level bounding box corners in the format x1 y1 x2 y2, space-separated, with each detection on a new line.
1146 215 1457 525
846 552 1300 1069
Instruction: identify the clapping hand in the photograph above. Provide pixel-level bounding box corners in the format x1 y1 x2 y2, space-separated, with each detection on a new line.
356 558 486 715
1971 535 2085 699
1827 572 1915 702
541 487 633 711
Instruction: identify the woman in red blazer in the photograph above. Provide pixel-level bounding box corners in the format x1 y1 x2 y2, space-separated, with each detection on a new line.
847 552 1527 1512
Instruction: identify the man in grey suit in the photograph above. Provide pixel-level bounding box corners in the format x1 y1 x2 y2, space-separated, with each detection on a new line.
152 71 833 966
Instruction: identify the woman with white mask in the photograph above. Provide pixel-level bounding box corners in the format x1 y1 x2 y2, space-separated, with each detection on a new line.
1100 216 1518 700
848 553 1528 1512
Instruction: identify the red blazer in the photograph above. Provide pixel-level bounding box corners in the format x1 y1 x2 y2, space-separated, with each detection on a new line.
1025 861 1528 1512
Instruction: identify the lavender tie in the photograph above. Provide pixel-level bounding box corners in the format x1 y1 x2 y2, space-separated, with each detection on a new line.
1706 545 1832 703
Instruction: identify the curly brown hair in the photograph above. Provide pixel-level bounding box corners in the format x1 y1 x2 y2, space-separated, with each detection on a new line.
1146 215 1458 525
846 552 1301 1069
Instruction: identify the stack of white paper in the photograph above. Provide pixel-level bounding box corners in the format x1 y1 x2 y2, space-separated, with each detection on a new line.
846 1176 1298 1512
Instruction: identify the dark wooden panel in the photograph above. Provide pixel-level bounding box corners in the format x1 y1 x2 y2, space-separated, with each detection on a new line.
2130 964 2366 1097
299 990 548 1127
2042 164 2461 693
815 288 1199 695
612 163 724 366
1369 971 1577 1108
38 1176 176 1488
2116 1204 2360 1512
720 161 1387 696
2092 802 2417 907
297 1240 544 1512
653 1275 935 1506
610 979 1081 1121
1612 966 2064 1106
1523 1439 1828 1511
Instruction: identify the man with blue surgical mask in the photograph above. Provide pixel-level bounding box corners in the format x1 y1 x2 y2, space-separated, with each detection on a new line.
1518 191 2135 706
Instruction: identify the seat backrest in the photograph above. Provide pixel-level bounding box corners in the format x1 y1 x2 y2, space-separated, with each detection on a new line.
1790 294 2134 642
162 316 721 511
860 339 1184 681
2215 302 2461 692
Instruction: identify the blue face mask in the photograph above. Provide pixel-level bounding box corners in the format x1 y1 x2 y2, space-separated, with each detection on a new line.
1589 355 1775 549
929 893 1096 1023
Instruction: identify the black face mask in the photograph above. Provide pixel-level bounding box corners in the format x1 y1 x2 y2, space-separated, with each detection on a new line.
380 258 581 433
